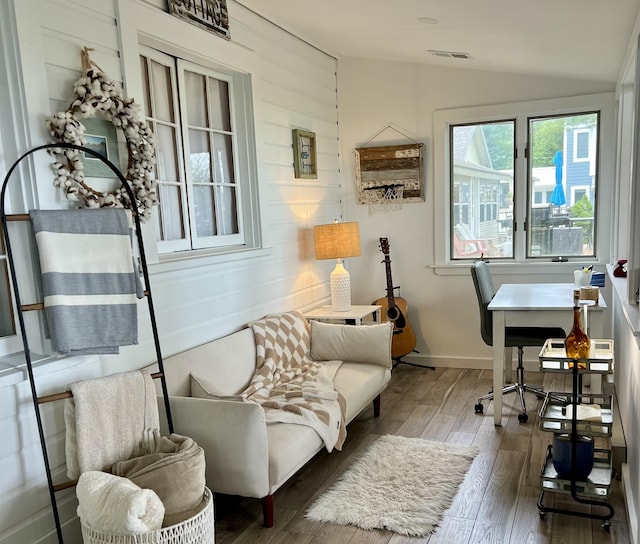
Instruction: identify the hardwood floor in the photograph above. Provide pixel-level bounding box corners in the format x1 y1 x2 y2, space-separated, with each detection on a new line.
214 366 631 544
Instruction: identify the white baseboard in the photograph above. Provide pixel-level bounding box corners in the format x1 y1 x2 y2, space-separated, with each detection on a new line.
400 353 544 371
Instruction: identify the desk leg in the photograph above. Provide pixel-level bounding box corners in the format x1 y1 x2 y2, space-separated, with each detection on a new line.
493 310 506 426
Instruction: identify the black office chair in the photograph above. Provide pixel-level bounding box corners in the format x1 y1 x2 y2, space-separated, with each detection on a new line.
471 260 565 423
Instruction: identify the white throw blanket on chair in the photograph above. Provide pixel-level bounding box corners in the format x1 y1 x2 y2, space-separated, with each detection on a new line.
241 311 346 452
65 370 160 479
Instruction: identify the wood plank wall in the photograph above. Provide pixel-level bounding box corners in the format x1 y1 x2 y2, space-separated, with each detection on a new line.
0 1 340 542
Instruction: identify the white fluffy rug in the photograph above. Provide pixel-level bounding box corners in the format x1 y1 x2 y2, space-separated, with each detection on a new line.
306 434 479 537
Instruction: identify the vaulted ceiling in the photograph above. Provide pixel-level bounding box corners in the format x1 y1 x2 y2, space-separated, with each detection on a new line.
237 0 640 83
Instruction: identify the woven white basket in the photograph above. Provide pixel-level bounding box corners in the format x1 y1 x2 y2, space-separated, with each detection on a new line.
80 487 214 544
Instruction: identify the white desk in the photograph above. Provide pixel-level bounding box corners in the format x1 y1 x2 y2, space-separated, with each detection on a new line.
487 283 606 426
303 305 381 325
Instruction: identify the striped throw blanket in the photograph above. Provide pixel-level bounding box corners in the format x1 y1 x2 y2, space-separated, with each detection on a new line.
30 208 140 355
242 311 346 452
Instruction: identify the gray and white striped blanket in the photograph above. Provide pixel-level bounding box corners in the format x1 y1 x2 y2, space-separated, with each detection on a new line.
30 208 140 355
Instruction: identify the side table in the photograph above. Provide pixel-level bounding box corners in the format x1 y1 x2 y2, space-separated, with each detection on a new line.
303 305 381 326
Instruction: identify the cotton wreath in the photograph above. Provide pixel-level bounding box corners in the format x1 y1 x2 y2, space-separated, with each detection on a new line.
45 48 158 221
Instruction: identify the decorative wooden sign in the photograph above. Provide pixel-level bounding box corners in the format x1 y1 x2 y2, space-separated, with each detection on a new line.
168 0 230 40
355 143 425 204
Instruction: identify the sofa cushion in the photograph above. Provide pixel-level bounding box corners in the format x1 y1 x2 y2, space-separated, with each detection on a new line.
266 360 391 493
267 423 323 494
160 328 256 397
334 362 391 422
309 321 393 368
190 374 249 402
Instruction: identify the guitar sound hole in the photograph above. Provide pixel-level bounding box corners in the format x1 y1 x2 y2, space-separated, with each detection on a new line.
386 307 406 328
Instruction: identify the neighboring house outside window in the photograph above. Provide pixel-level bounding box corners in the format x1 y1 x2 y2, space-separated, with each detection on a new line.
434 94 612 265
566 124 597 206
449 113 599 260
449 122 515 259
573 129 591 162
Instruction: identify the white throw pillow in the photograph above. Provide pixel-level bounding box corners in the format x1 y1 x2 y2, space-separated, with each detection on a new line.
190 374 247 401
309 320 393 368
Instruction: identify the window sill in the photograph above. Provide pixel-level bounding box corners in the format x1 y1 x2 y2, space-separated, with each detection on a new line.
151 246 272 275
0 351 62 390
608 264 640 336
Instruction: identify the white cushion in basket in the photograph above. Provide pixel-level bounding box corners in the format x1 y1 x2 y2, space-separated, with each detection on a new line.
309 320 393 368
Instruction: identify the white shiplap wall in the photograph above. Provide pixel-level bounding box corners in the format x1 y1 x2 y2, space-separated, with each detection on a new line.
0 1 340 542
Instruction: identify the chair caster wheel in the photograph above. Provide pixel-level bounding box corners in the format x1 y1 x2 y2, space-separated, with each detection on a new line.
602 520 611 530
474 403 484 414
539 511 546 520
518 412 528 423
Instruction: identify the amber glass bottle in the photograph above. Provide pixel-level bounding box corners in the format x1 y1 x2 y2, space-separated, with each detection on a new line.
565 305 591 360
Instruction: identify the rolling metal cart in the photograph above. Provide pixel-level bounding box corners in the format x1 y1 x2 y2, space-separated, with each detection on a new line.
537 337 615 529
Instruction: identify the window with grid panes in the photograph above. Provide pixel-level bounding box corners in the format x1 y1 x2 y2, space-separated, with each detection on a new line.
139 46 256 253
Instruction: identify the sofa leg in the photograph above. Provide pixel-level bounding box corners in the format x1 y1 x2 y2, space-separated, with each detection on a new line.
262 495 274 527
373 394 381 417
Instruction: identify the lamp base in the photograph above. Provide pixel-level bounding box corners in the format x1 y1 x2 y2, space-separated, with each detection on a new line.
330 261 351 312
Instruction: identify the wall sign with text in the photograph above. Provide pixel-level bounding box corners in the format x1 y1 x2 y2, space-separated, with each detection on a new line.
168 0 230 40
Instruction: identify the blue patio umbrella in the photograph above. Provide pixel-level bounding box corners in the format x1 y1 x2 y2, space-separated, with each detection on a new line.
549 150 566 206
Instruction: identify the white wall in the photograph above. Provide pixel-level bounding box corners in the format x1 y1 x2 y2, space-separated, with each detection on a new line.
612 281 640 542
609 15 640 542
337 57 614 367
0 1 341 542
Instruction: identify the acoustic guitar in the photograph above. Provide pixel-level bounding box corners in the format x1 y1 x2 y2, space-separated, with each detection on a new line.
373 238 417 360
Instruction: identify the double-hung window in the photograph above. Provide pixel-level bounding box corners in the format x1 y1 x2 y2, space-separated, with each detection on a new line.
139 45 258 254
435 94 613 264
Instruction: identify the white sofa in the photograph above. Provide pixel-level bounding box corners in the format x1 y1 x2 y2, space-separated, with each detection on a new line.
149 317 393 527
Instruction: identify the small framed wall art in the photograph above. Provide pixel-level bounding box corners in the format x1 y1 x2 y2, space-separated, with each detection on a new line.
292 129 317 179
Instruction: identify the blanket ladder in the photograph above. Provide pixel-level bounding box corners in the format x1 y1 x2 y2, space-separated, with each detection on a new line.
0 143 174 544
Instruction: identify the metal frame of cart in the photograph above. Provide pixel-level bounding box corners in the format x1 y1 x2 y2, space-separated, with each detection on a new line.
537 337 615 529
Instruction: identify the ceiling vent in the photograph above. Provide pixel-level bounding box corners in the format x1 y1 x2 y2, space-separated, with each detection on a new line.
428 50 470 59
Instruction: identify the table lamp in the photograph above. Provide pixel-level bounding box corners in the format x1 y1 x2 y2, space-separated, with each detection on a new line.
313 221 361 311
